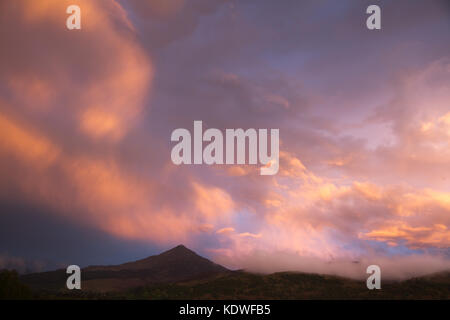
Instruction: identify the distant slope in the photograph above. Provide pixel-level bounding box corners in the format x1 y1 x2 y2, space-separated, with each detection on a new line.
122 270 450 300
21 245 229 292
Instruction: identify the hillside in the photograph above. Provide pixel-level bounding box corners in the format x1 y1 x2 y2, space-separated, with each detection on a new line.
123 270 450 300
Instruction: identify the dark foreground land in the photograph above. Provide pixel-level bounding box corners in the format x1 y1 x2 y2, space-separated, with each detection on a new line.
1 245 449 300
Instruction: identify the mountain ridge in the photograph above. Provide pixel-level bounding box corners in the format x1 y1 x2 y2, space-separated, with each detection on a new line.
21 244 230 292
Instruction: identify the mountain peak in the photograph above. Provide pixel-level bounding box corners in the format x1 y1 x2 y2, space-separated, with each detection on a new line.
173 244 190 250
164 244 195 255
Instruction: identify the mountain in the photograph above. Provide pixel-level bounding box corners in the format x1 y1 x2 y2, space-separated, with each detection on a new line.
86 244 228 274
21 245 229 292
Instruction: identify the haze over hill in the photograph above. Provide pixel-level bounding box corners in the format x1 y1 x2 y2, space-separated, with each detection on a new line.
222 250 450 281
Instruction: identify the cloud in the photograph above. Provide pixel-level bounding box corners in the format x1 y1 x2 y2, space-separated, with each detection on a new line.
216 227 235 235
0 0 449 278
0 1 227 245
1 0 153 142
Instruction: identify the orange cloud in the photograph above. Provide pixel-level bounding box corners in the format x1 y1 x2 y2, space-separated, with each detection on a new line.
0 111 60 168
1 0 153 143
362 223 450 248
80 108 124 141
216 227 235 235
192 182 235 221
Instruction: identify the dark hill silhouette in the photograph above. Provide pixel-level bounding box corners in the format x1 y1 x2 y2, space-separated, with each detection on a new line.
87 244 226 273
21 245 229 292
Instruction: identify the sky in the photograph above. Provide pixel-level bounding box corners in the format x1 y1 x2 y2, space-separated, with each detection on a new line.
0 0 449 279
